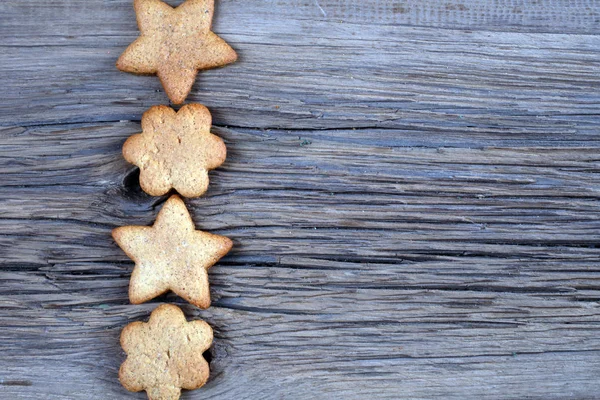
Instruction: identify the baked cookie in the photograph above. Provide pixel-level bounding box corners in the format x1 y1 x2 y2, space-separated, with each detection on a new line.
117 0 238 104
120 304 213 400
123 104 226 198
113 195 232 308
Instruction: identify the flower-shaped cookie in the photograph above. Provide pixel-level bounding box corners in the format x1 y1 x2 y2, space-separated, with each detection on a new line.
119 304 213 400
117 0 237 104
113 195 232 308
123 104 226 198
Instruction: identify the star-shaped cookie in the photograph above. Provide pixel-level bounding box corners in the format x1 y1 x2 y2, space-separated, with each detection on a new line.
123 104 226 198
117 0 238 104
113 195 232 308
120 304 213 400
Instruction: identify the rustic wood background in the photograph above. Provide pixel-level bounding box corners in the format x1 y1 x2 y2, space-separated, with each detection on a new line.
1 0 600 398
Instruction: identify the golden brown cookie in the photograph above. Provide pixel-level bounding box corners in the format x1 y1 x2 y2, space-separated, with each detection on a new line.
113 195 232 308
119 303 213 400
117 0 238 104
123 104 226 198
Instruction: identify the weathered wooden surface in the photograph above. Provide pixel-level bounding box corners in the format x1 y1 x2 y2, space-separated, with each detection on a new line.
1 0 600 398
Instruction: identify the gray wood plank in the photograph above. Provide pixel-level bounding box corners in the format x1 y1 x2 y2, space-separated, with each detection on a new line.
1 0 600 398
0 2 599 129
1 119 600 399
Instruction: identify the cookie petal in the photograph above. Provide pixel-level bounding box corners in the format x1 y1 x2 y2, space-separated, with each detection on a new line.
141 105 177 134
177 103 211 128
178 355 210 390
172 169 210 198
188 320 213 350
139 162 173 197
119 358 145 392
147 384 181 400
120 321 146 353
204 133 227 170
122 133 146 166
148 304 187 326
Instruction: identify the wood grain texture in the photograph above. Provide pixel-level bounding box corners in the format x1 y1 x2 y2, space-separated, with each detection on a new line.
1 0 600 399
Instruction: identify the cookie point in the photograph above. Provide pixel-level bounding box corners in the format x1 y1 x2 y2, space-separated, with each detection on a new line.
229 49 239 64
115 55 126 71
156 303 180 314
128 295 144 305
223 236 234 252
166 193 184 205
195 296 211 310
111 226 124 241
165 86 187 105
